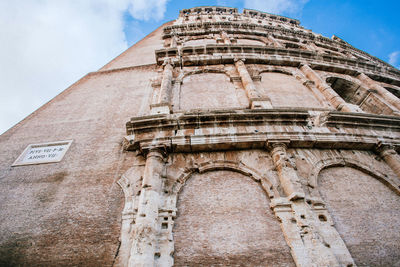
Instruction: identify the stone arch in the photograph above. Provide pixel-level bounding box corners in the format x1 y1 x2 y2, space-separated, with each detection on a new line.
235 37 267 46
385 86 400 99
257 67 294 77
184 37 216 46
308 157 400 195
179 68 231 82
256 69 322 108
171 160 295 266
116 165 144 267
326 76 395 114
174 69 244 111
171 160 276 198
326 76 369 105
283 42 306 50
316 160 400 266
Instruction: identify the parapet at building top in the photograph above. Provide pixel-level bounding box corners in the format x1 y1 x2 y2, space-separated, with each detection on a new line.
178 6 300 26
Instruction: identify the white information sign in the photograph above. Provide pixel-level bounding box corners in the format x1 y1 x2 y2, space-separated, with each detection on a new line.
12 140 73 166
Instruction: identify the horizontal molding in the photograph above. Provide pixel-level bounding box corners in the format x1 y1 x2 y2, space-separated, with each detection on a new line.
163 21 397 71
155 45 400 85
124 108 400 152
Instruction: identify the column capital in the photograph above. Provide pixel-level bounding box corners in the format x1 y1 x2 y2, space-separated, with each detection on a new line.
299 63 311 69
265 140 290 151
146 147 168 160
234 57 246 63
375 141 394 150
162 58 174 67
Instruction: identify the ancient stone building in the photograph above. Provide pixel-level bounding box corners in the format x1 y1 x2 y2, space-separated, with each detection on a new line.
1 6 400 267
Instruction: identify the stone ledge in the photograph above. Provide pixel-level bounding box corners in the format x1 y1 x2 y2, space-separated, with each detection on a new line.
163 21 398 72
124 108 400 152
155 45 400 85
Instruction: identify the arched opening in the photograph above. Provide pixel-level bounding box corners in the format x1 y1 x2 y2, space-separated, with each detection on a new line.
257 72 322 108
326 77 368 104
284 42 305 50
173 170 295 266
318 166 400 266
384 87 400 99
236 38 266 46
184 38 216 46
174 72 244 111
326 77 394 115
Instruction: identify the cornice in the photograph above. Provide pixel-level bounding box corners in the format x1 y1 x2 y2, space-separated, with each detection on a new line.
124 108 400 153
155 44 400 85
163 21 396 71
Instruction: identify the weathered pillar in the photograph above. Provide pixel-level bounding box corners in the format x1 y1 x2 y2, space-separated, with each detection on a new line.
235 58 272 109
377 145 400 178
267 34 284 48
129 149 165 267
270 142 305 200
309 199 355 267
357 73 400 112
221 31 231 44
269 143 353 267
300 64 361 112
151 60 173 114
292 69 331 108
170 36 177 48
270 198 311 267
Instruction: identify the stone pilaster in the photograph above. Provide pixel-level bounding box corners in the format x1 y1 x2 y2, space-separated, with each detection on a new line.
309 199 355 267
129 149 165 267
269 143 354 267
267 35 284 48
377 145 400 178
221 31 231 44
300 64 361 112
151 60 173 115
357 73 400 113
271 198 346 267
170 36 177 48
270 142 305 200
271 198 311 267
234 59 272 109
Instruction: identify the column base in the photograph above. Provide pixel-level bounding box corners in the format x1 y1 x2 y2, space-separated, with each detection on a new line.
150 105 171 115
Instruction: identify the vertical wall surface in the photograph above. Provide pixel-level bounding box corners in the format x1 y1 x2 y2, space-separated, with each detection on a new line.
2 5 400 267
0 25 164 265
173 170 295 266
319 167 400 266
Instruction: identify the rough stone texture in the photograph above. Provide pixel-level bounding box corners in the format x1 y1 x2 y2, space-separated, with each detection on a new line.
174 170 295 266
258 72 321 108
0 67 158 265
178 73 242 111
319 167 400 267
1 5 400 267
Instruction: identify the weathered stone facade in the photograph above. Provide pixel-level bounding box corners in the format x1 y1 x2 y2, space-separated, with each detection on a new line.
1 6 400 267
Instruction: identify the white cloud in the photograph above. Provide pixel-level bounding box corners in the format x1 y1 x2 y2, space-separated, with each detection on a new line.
243 0 309 15
128 0 169 21
389 51 400 68
0 0 169 134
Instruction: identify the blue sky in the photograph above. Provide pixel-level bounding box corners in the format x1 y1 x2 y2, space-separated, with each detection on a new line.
0 0 399 134
125 0 400 65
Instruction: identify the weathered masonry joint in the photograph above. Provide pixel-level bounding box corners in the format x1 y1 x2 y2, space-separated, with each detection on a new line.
2 5 400 267
116 6 400 267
